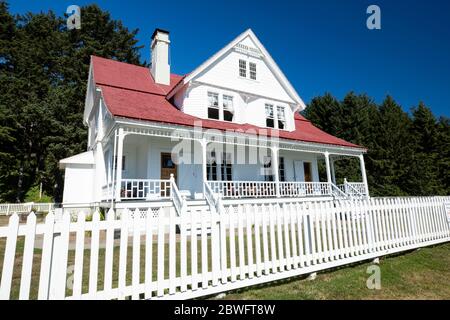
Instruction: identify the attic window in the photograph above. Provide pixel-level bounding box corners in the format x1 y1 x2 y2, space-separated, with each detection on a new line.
239 59 247 77
249 62 256 80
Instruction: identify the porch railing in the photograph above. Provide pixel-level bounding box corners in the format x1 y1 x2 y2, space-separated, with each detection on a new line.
337 180 367 198
279 182 331 197
208 181 334 199
120 179 172 200
208 181 278 199
170 174 186 216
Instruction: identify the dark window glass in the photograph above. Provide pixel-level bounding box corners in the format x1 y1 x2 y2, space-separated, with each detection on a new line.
279 157 285 182
224 110 233 122
208 107 219 119
266 118 274 128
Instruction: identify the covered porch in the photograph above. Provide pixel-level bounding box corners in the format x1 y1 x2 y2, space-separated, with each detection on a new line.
100 123 369 203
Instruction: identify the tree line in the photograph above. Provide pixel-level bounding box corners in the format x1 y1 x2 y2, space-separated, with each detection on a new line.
304 93 449 196
0 2 448 202
0 2 143 202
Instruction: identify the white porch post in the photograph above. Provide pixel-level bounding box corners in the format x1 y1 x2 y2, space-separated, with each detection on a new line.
201 139 207 193
115 127 125 201
324 152 332 195
330 157 336 184
271 146 280 197
359 154 369 197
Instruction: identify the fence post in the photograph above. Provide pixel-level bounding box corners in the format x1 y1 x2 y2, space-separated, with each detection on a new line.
48 209 66 300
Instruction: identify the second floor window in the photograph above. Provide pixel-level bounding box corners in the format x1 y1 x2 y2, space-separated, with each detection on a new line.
277 106 286 130
239 59 247 78
265 104 275 128
207 92 219 120
223 95 234 122
249 62 257 80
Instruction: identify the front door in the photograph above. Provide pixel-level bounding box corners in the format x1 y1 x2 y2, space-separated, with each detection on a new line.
161 153 177 196
303 162 312 182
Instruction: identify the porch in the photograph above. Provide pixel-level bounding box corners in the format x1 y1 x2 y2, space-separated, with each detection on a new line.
99 124 369 203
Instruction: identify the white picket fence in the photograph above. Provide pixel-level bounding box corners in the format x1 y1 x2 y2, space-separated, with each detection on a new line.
0 203 56 215
0 196 449 300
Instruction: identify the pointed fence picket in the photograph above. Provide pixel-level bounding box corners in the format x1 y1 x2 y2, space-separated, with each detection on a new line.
0 196 449 300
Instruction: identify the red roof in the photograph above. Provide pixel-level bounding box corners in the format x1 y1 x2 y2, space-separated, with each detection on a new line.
91 55 364 150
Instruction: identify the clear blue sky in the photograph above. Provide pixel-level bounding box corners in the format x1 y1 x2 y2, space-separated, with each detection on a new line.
8 0 450 117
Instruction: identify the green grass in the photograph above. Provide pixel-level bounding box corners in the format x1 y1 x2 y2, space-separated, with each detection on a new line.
221 243 450 300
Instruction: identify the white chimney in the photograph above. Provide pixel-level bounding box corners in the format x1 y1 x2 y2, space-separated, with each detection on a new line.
150 28 171 85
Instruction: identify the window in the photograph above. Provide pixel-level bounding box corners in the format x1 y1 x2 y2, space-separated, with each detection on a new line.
265 104 275 128
207 151 218 181
263 156 285 181
277 106 286 130
114 155 126 171
223 95 234 122
207 92 219 120
221 153 233 181
279 157 285 182
249 62 256 80
239 59 247 77
263 157 274 182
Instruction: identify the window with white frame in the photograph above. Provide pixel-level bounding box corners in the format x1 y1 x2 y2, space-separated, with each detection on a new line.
265 104 275 128
263 156 285 181
223 95 234 122
206 151 218 181
277 106 286 130
221 153 233 181
239 59 247 78
249 62 257 80
207 92 219 120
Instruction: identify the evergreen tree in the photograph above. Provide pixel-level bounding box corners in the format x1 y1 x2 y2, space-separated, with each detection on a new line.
0 3 144 202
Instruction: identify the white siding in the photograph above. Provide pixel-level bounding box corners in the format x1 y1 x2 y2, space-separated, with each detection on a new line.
173 36 297 132
62 164 95 204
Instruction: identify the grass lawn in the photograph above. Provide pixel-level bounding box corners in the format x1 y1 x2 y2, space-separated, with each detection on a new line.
221 243 450 300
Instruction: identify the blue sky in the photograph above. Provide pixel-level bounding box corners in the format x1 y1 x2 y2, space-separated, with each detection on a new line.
8 0 450 117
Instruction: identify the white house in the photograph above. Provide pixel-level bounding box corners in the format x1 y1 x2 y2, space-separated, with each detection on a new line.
59 28 369 210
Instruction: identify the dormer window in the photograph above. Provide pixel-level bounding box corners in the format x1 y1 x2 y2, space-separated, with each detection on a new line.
277 106 286 130
239 59 247 77
249 62 257 80
265 104 275 128
223 95 234 122
207 92 219 120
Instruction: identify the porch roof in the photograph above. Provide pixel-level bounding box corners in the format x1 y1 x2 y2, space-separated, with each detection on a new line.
92 56 365 151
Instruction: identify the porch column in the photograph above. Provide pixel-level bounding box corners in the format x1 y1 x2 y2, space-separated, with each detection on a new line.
359 154 369 197
271 146 280 197
324 152 332 195
330 157 336 184
115 127 125 201
200 139 207 192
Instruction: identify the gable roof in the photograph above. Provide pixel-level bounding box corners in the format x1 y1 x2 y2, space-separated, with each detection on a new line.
166 29 306 110
89 55 365 151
